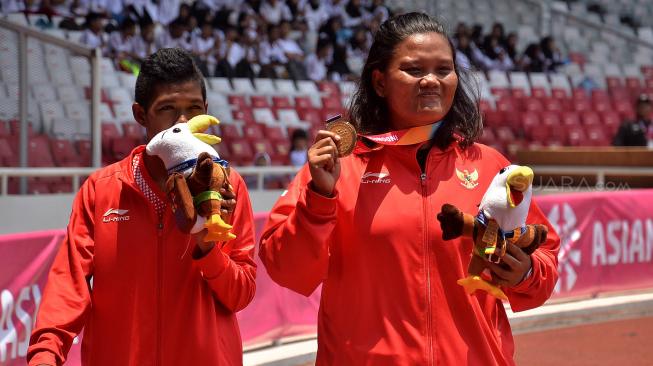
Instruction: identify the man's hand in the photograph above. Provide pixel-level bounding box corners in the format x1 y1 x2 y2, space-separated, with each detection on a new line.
219 185 236 217
487 242 532 287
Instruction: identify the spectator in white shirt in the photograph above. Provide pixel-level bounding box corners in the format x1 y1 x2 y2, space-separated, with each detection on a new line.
108 17 137 59
327 0 346 18
278 20 308 79
215 26 257 78
343 0 365 28
192 22 220 76
259 24 287 78
79 12 107 53
260 0 291 25
304 38 332 81
303 0 329 31
156 19 191 50
131 19 157 60
366 0 389 23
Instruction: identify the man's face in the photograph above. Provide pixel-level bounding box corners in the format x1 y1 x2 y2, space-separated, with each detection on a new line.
133 80 207 141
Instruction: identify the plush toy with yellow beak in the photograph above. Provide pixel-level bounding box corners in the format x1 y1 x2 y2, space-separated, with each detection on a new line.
437 165 548 300
146 114 236 243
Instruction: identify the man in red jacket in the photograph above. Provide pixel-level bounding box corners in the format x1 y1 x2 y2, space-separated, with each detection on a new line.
259 13 559 365
27 48 256 366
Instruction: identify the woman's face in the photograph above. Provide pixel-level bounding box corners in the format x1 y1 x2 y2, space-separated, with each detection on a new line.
372 32 458 130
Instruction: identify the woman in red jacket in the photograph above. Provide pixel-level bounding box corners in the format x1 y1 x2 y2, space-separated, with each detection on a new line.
259 12 560 366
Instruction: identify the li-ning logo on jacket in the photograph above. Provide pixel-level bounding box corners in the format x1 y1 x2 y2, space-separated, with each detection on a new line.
102 208 130 223
361 171 391 184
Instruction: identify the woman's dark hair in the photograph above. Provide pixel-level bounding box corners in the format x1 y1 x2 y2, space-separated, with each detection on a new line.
135 48 206 110
348 12 482 150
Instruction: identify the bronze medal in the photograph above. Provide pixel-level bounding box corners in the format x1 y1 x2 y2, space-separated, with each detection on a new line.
326 119 357 157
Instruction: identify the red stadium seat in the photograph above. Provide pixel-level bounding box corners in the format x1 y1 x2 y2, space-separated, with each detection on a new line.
613 100 635 119
101 123 121 153
483 110 505 127
591 98 612 113
551 88 568 99
272 96 292 109
9 120 35 136
560 112 582 128
641 65 653 78
601 111 621 136
111 137 137 161
586 125 609 146
610 87 631 102
51 139 83 166
218 124 241 140
572 88 589 100
0 121 9 137
122 123 144 142
581 111 601 127
531 88 547 99
605 77 622 90
625 77 642 91
495 126 515 144
232 108 255 124
250 138 275 156
28 135 55 167
318 81 340 95
478 127 496 145
227 95 248 108
569 52 585 66
0 137 17 166
591 89 610 102
542 98 563 112
490 87 511 99
566 125 588 146
294 96 314 109
265 125 286 141
321 96 342 110
297 108 322 126
243 123 264 139
511 88 527 99
75 140 91 166
229 141 254 164
250 95 270 108
571 98 592 113
523 98 543 112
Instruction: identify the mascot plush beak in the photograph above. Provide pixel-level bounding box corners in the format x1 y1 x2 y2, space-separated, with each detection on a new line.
188 115 222 145
506 166 534 208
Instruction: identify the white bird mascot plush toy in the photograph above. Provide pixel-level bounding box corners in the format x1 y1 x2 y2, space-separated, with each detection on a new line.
146 114 235 243
437 165 548 300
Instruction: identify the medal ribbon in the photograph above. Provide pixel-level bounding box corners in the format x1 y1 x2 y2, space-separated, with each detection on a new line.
361 121 442 145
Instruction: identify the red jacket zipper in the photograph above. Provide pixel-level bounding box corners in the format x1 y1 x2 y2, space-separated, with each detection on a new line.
157 219 163 366
420 158 434 366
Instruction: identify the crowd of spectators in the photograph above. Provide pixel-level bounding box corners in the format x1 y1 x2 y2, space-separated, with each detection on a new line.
453 22 566 73
2 0 567 80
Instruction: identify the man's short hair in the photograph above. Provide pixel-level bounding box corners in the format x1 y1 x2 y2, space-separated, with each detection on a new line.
134 48 206 110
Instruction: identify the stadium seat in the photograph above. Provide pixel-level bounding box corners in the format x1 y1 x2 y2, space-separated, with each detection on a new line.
113 102 133 123
232 78 256 94
0 121 9 137
0 137 16 166
522 98 543 112
232 108 255 124
317 81 339 95
101 123 121 153
321 96 342 110
50 138 83 166
51 119 78 140
581 111 601 127
228 140 254 164
32 84 57 102
111 137 137 161
39 101 65 133
264 125 286 141
227 95 248 108
296 80 320 96
276 109 303 125
602 111 621 135
122 122 145 141
510 72 531 96
28 135 54 167
250 95 270 108
208 77 233 93
65 102 90 121
253 78 277 94
119 73 137 88
340 81 356 96
297 108 322 126
294 96 314 109
271 96 292 108
218 123 242 140
57 86 81 102
107 87 133 105
274 79 297 94
566 125 588 146
243 123 264 139
253 108 277 125
586 125 609 146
